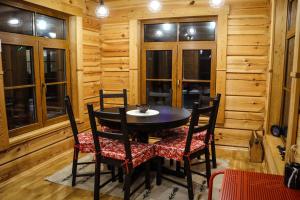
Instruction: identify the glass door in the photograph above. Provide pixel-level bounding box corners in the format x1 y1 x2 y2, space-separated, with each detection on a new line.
141 44 177 106
177 43 216 109
141 18 217 108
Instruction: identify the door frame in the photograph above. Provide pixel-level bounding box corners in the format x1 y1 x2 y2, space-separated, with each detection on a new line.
140 18 218 108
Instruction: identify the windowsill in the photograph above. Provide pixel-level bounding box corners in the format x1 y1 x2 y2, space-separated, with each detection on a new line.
9 120 71 147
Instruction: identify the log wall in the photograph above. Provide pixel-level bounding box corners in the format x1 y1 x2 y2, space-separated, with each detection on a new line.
0 0 99 183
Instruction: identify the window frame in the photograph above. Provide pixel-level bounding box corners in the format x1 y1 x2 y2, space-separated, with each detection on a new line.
0 2 71 137
280 0 297 140
141 17 217 109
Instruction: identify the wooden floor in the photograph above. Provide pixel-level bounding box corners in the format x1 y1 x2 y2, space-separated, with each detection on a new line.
0 146 265 200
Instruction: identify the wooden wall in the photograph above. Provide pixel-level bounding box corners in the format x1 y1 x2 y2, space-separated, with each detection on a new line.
81 16 102 126
93 0 270 148
0 0 98 183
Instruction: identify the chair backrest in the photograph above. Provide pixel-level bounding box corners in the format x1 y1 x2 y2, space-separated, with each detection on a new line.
184 101 218 154
65 96 80 145
147 89 172 106
100 89 128 111
87 104 132 161
210 94 221 139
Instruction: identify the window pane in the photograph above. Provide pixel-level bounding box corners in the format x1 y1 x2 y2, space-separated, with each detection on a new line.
183 50 211 80
288 0 298 30
281 91 290 137
5 87 37 130
146 81 172 106
144 23 177 42
46 84 66 119
2 44 34 87
0 4 33 35
285 37 295 89
36 14 65 39
146 50 172 79
179 22 216 41
44 48 66 83
182 82 210 109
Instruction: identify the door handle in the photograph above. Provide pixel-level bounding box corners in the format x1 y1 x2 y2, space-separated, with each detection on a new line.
177 80 180 87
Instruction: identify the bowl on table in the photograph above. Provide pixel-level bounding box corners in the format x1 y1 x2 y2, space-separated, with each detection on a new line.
136 105 150 113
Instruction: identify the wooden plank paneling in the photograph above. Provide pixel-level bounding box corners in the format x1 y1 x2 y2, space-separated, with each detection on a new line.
215 128 252 147
225 96 265 112
228 35 269 46
226 73 266 81
226 80 266 96
227 45 269 56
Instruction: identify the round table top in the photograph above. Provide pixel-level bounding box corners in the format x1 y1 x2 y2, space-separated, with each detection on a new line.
97 105 191 132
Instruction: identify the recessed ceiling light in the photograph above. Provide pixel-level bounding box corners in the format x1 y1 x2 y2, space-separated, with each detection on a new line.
209 0 225 8
96 0 109 18
8 18 20 25
149 0 162 13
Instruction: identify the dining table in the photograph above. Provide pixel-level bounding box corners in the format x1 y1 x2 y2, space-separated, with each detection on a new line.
96 105 191 178
96 105 191 143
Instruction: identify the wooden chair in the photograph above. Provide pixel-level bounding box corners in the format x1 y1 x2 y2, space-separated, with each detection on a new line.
154 102 217 200
64 96 114 186
165 94 221 168
87 104 155 200
100 89 127 111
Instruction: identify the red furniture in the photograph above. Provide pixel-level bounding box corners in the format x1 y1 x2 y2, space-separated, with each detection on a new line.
209 169 300 200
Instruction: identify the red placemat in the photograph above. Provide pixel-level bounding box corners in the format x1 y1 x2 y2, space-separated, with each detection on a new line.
220 170 300 200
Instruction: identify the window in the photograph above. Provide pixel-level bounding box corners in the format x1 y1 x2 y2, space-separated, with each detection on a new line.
179 22 216 41
280 0 298 141
144 23 177 42
0 3 70 137
0 4 34 35
141 18 217 108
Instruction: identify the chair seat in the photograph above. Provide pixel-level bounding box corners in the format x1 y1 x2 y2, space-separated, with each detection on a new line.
154 135 206 161
162 126 208 141
77 131 113 153
101 141 155 168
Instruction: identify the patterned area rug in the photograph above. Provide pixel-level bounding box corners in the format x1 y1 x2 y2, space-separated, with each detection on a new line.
46 155 228 200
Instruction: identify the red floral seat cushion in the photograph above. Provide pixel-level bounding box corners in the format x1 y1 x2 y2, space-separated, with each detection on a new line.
162 126 208 141
101 141 155 168
76 131 113 153
154 135 206 161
